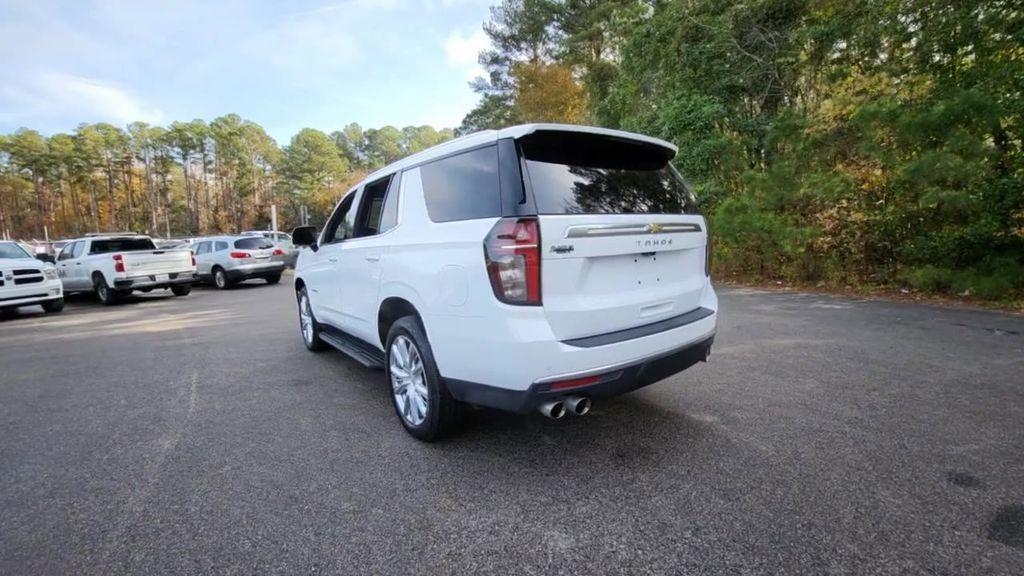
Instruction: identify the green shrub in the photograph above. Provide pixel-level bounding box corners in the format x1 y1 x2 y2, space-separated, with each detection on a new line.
901 266 955 293
900 258 1024 300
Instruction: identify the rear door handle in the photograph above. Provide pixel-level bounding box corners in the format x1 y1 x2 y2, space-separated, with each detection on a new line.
365 255 380 262
328 257 338 263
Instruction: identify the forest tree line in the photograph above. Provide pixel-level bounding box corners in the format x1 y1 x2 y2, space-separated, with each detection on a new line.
2 0 1021 300
0 119 453 241
460 0 1024 300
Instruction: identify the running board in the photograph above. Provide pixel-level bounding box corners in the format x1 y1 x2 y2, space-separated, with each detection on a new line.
320 330 386 370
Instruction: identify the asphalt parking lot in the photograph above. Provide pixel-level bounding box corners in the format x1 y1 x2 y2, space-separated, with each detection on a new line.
1 279 1023 575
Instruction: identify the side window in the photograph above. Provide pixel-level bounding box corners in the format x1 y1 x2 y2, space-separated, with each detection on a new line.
322 192 358 244
354 175 393 238
59 241 78 260
378 174 401 233
420 145 500 223
72 241 85 258
215 241 228 251
195 241 212 255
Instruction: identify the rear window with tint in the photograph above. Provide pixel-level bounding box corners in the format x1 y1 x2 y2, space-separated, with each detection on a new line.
420 145 500 222
520 132 699 215
234 237 274 250
90 238 157 253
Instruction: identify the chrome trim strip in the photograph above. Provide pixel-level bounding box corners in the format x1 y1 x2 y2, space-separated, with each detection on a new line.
534 327 716 385
564 222 702 238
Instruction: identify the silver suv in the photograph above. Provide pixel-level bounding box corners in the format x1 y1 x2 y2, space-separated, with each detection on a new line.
191 236 286 289
241 230 299 268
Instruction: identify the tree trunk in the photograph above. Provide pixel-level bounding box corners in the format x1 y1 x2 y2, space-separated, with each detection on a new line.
105 161 118 231
58 179 68 236
181 154 195 234
89 181 100 232
144 151 158 233
124 162 134 232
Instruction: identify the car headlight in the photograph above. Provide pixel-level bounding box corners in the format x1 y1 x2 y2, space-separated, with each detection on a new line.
44 267 59 280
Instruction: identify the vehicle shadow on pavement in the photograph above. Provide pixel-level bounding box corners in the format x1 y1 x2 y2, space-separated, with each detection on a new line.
63 290 179 307
192 281 278 291
307 347 718 473
437 392 718 469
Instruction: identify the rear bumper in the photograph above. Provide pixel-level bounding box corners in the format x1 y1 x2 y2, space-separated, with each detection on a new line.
114 272 195 290
429 282 717 394
445 334 714 414
225 261 285 281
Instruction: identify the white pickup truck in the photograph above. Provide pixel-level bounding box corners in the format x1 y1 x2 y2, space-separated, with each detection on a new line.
56 234 196 304
0 241 65 315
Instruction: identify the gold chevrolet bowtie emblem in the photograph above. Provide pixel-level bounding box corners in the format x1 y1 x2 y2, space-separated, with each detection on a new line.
647 223 663 234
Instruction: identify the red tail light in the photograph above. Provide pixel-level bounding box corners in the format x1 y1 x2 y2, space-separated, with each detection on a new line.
484 217 541 305
230 251 251 259
273 248 285 256
548 375 600 391
190 252 196 266
113 253 125 273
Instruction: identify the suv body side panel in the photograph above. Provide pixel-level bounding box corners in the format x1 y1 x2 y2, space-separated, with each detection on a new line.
303 242 344 326
336 239 387 344
376 167 502 363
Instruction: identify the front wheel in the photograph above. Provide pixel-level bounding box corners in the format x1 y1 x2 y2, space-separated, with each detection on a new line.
297 287 328 352
41 298 65 313
386 317 462 441
170 284 192 296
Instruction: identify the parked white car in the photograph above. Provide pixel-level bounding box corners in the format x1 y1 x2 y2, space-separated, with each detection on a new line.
291 124 717 440
56 234 196 304
0 241 64 314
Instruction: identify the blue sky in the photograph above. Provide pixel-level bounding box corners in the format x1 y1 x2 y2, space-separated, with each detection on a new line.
0 0 493 144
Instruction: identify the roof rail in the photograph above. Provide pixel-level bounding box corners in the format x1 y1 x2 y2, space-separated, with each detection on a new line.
83 232 142 237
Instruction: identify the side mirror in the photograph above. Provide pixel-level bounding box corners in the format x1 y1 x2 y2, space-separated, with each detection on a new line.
35 253 55 264
292 226 318 251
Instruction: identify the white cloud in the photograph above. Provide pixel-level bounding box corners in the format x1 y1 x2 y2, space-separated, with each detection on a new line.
444 28 489 82
0 72 163 126
444 28 489 67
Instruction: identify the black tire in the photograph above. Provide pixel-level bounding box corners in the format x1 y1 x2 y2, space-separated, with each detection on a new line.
213 267 232 290
265 273 282 285
297 287 328 352
170 284 192 296
41 298 65 313
94 275 119 305
385 316 463 441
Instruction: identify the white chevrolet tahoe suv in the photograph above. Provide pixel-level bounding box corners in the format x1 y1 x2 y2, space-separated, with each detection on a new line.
0 241 65 315
56 234 196 304
291 124 717 440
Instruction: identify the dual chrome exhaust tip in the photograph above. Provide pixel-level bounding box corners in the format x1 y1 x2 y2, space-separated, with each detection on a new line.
538 396 591 419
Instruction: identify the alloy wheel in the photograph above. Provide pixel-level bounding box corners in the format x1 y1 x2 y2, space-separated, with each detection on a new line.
390 335 428 426
299 293 313 345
